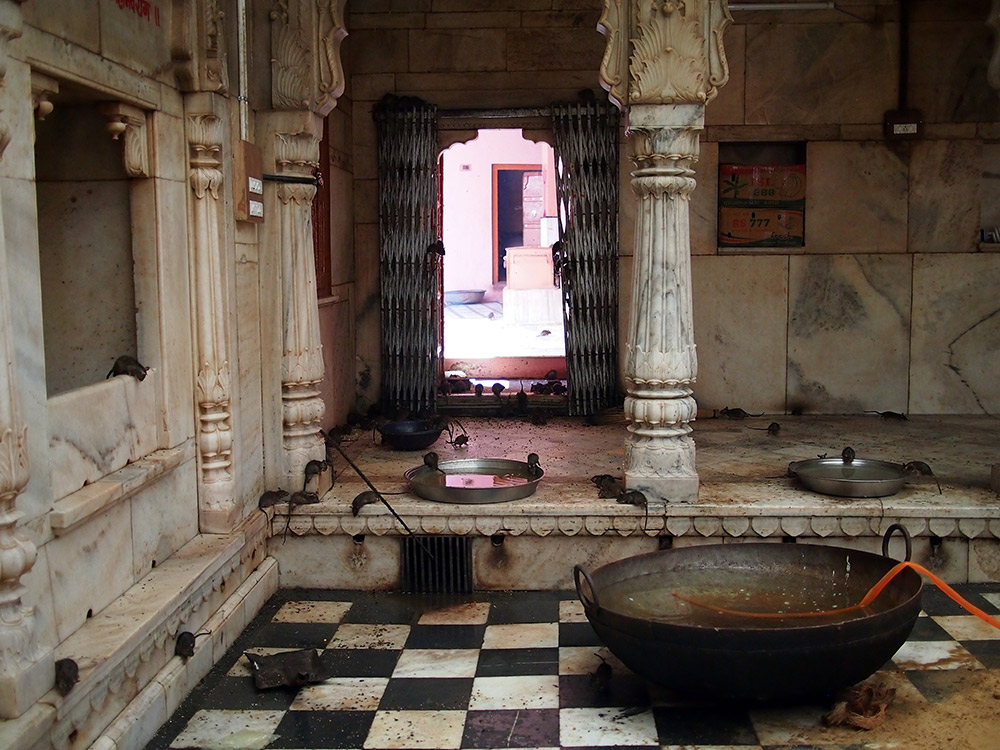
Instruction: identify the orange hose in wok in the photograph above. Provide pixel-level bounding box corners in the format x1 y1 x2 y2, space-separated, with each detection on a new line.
675 560 1000 630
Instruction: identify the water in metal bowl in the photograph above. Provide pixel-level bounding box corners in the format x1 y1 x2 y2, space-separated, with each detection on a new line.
405 458 542 504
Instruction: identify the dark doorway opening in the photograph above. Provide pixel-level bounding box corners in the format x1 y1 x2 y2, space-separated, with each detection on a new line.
493 165 541 284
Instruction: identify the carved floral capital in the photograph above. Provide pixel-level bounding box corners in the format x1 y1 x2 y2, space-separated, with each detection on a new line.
270 0 347 117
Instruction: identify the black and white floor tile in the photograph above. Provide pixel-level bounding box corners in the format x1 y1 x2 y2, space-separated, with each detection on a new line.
145 584 1000 750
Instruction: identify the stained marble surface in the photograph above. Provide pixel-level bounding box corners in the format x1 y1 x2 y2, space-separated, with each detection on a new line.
804 141 908 254
908 140 980 254
787 254 911 414
911 253 1000 414
692 254 788 412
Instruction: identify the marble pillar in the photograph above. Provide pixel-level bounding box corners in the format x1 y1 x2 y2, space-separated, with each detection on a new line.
262 0 346 490
598 0 731 502
274 130 326 489
187 105 237 532
0 0 53 718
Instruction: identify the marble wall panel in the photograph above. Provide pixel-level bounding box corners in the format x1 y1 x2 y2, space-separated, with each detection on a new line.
149 177 195 448
473 535 657 590
909 18 999 125
123 367 160 461
342 29 409 75
46 501 134 642
354 222 381 406
744 22 896 126
981 143 1000 231
969 538 1000 583
48 379 134 501
98 0 172 80
706 24 744 127
691 255 788 414
691 141 718 256
319 296 356 428
910 253 1000 414
36 179 135 395
236 261 264 507
804 142 908 255
908 140 980 254
2 177 51 523
787 254 911 414
408 29 507 73
23 0 100 53
20 545 58 653
617 254 632 384
130 458 198 582
149 112 187 183
507 28 605 73
270 535 400 589
329 168 356 288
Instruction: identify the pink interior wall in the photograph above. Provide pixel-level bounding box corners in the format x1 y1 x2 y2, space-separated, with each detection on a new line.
442 130 556 293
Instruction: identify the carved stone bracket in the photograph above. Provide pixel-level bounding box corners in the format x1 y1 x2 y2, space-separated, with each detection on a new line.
274 130 325 488
99 102 150 178
270 0 347 117
30 70 57 122
187 112 236 528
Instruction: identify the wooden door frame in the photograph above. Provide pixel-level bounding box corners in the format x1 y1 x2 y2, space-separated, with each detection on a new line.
491 163 542 285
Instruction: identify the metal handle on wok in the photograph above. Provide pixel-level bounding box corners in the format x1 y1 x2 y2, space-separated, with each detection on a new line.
573 564 600 615
881 522 912 562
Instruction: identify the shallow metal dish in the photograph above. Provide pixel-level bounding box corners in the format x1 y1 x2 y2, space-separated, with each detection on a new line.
405 458 543 504
789 457 907 498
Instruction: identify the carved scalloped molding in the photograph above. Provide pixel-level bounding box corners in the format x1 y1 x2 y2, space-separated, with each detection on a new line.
271 512 1000 540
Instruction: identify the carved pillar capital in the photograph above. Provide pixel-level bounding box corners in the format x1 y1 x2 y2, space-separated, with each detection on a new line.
599 0 731 109
270 0 347 117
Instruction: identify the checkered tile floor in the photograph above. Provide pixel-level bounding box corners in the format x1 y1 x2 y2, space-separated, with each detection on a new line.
145 585 1000 750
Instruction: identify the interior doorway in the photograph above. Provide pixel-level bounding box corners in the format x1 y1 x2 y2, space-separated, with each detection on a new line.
441 130 565 380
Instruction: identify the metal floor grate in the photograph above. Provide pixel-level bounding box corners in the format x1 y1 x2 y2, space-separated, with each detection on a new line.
401 536 472 594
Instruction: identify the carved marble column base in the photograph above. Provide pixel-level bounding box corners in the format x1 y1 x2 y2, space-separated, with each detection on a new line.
0 630 52 719
281 386 325 491
199 482 242 534
624 430 699 504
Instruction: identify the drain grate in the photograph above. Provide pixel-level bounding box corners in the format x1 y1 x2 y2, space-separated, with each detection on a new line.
401 536 472 594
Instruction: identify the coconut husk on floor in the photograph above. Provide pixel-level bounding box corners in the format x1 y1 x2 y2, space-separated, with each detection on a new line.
823 680 896 730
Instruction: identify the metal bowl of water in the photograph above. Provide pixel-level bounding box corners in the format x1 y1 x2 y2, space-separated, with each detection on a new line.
404 458 543 504
444 289 485 305
788 457 907 498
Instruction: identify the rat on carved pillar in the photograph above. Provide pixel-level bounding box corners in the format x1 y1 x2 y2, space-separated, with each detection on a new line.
0 0 54 718
597 0 731 502
260 0 347 491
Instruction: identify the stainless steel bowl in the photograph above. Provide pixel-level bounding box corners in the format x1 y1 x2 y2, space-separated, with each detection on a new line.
788 457 907 498
405 458 543 504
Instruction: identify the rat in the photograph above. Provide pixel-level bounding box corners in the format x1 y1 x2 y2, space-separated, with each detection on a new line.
527 453 542 477
107 355 148 381
174 630 210 660
594 475 623 499
591 654 612 694
258 489 289 509
865 410 908 420
903 460 942 494
474 383 484 397
720 406 763 419
746 422 781 435
352 490 379 516
424 451 444 474
303 459 328 491
516 386 528 414
54 658 79 696
842 446 856 464
289 490 319 506
491 382 504 399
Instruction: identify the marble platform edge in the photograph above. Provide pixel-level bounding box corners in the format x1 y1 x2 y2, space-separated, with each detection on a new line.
49 440 196 536
89 557 280 750
37 512 268 749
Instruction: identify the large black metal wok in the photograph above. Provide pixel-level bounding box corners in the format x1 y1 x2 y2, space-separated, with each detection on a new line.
574 527 922 704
